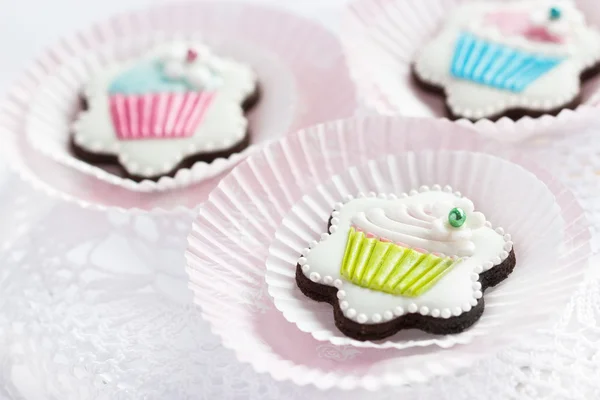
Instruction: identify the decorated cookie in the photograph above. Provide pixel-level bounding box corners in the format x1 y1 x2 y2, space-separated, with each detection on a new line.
296 186 515 341
72 41 259 180
413 0 600 121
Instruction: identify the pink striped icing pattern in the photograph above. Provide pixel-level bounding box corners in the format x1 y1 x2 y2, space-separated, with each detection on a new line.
109 92 215 140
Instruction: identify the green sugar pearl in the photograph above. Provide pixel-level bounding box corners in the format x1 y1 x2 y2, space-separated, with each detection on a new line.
448 207 467 228
549 6 561 20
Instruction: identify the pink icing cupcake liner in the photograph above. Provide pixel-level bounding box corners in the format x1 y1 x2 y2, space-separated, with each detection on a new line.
341 0 600 141
109 92 215 140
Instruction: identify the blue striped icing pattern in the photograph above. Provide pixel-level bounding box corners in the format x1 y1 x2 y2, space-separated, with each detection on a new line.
450 32 564 93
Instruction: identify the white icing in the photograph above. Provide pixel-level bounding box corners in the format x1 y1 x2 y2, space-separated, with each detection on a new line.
72 41 257 177
159 43 223 90
300 188 512 324
414 0 600 119
351 197 485 257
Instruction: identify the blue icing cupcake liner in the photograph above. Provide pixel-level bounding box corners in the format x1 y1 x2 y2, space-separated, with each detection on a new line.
450 32 564 93
109 61 194 94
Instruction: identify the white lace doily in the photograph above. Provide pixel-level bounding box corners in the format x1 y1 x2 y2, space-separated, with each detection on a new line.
1 125 600 398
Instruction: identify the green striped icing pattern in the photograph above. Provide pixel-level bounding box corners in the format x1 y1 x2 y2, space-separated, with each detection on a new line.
340 227 462 297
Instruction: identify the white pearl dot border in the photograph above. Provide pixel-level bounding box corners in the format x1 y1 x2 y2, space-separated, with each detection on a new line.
417 60 581 120
74 127 247 178
298 185 514 325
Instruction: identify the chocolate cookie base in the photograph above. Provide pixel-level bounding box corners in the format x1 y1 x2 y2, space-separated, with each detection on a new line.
295 216 517 341
70 133 252 182
411 62 600 122
71 85 261 182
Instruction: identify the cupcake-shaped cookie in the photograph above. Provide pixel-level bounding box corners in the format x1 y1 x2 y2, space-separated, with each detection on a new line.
73 42 258 180
341 200 483 297
296 187 515 341
413 0 600 120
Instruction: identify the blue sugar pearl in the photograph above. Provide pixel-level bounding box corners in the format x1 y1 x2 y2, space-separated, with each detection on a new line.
549 6 561 20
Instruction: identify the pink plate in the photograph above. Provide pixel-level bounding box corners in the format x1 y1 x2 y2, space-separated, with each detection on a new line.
0 1 358 209
341 0 600 141
186 116 591 390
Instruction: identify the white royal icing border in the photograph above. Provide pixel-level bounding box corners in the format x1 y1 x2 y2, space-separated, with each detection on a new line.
72 41 258 178
413 0 600 119
298 185 513 324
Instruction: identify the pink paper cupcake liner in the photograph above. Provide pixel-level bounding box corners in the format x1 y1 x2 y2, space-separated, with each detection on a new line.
341 0 600 141
186 115 592 389
0 1 358 209
109 92 215 140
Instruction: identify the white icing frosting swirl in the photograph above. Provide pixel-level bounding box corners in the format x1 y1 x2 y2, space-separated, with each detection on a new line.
351 198 485 257
159 42 223 90
530 0 585 38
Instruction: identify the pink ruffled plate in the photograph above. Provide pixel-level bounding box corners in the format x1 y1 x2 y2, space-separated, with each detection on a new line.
186 116 591 389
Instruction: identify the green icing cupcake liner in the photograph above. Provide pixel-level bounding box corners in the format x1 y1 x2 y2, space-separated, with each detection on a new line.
340 227 461 297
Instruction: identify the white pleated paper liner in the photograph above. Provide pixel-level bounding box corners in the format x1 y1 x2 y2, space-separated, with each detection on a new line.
0 123 222 212
2 2 357 207
186 116 591 390
341 0 600 141
26 32 261 194
265 152 570 350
